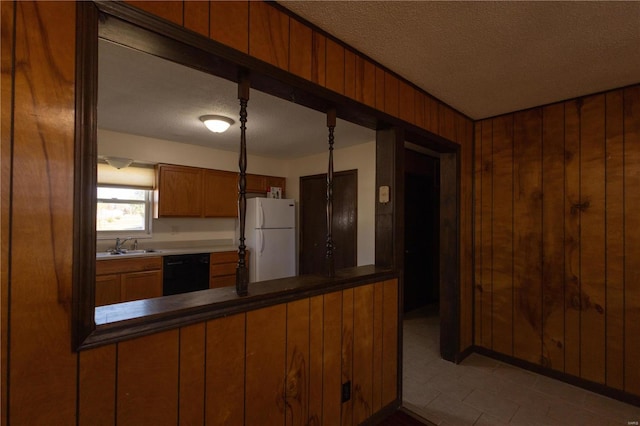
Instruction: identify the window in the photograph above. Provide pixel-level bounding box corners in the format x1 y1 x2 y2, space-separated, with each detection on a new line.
97 186 152 237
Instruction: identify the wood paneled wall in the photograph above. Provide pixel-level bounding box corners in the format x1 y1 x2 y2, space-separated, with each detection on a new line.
78 280 398 426
2 1 474 424
474 85 640 397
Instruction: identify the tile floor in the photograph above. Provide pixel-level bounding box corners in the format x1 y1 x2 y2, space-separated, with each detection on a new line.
402 306 640 426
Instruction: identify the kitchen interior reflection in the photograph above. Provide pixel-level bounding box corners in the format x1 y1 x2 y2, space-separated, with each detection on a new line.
96 39 376 303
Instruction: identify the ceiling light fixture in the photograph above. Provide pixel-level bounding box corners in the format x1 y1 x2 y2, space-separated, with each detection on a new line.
104 156 133 169
199 115 235 133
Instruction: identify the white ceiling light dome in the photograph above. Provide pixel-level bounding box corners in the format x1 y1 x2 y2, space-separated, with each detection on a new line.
199 115 235 133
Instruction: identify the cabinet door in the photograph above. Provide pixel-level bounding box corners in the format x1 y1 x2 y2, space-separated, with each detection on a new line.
203 170 238 217
95 274 121 306
121 270 163 302
246 174 267 193
156 164 203 217
266 176 286 197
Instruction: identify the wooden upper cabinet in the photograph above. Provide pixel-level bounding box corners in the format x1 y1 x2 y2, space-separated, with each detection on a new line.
155 164 203 217
266 176 286 196
203 169 238 218
246 174 267 193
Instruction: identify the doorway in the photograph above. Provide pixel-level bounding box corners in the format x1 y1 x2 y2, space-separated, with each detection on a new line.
404 150 440 314
299 170 358 275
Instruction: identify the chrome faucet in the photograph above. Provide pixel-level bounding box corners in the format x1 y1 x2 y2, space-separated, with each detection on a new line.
114 237 133 253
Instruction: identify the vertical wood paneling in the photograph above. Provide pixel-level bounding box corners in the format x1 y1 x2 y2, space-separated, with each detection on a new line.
344 49 356 100
480 119 493 349
246 305 287 425
605 90 625 390
372 282 384 412
311 32 326 87
1 1 14 420
249 1 289 70
355 57 375 108
425 95 439 134
381 279 398 406
579 94 606 383
491 115 513 356
117 331 180 425
341 288 354 426
624 85 640 396
414 91 426 129
564 99 581 377
384 72 399 117
473 122 484 345
375 67 385 112
326 38 345 95
179 323 205 425
125 1 183 25
438 104 456 141
10 2 77 424
308 296 324 425
206 313 245 426
289 18 312 80
184 0 209 37
512 109 542 365
398 81 414 124
286 299 310 426
323 291 343 426
353 285 374 425
79 345 117 426
541 103 565 371
210 1 249 53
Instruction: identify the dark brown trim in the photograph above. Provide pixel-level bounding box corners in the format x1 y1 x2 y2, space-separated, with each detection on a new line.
473 346 640 408
72 1 99 350
360 398 402 426
86 266 396 350
439 152 460 362
326 108 336 277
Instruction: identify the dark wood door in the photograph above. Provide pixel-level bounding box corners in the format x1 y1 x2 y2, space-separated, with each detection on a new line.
404 155 440 313
300 170 357 275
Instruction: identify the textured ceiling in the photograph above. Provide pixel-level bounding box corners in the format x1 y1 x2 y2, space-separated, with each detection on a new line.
98 40 374 159
281 1 640 119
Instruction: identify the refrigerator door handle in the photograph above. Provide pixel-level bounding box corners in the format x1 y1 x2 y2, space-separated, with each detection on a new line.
258 229 264 254
258 203 265 228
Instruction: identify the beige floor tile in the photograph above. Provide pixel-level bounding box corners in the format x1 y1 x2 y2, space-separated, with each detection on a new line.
401 307 640 426
462 388 519 422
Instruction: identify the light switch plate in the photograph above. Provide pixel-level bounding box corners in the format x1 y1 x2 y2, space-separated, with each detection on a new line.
379 185 390 203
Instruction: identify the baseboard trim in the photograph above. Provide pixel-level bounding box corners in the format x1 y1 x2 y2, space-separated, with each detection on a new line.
361 398 402 426
473 346 640 408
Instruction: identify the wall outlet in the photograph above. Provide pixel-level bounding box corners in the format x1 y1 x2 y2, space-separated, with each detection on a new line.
341 381 351 403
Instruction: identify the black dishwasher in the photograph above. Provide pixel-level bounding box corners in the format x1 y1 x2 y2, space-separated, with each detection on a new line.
162 253 210 296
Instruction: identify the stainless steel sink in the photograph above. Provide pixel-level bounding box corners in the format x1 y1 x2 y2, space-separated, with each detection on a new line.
96 249 161 258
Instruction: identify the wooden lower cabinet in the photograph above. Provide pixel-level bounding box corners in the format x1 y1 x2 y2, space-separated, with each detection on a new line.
210 250 249 289
96 257 163 306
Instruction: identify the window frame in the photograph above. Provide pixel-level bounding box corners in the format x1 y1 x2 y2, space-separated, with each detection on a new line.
96 184 153 240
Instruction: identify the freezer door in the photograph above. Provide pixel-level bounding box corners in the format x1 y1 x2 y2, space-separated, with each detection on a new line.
252 228 296 282
256 198 295 229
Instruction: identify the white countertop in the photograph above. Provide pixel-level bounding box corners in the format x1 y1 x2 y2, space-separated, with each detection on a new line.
96 245 238 260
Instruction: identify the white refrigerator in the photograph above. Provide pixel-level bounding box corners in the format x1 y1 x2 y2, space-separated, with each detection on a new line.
244 198 296 283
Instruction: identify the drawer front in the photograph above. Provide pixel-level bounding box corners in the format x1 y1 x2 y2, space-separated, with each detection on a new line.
96 256 162 275
210 251 238 264
210 262 236 277
210 274 236 289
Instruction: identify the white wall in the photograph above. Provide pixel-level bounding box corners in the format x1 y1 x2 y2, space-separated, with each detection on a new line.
287 141 376 266
98 130 376 266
